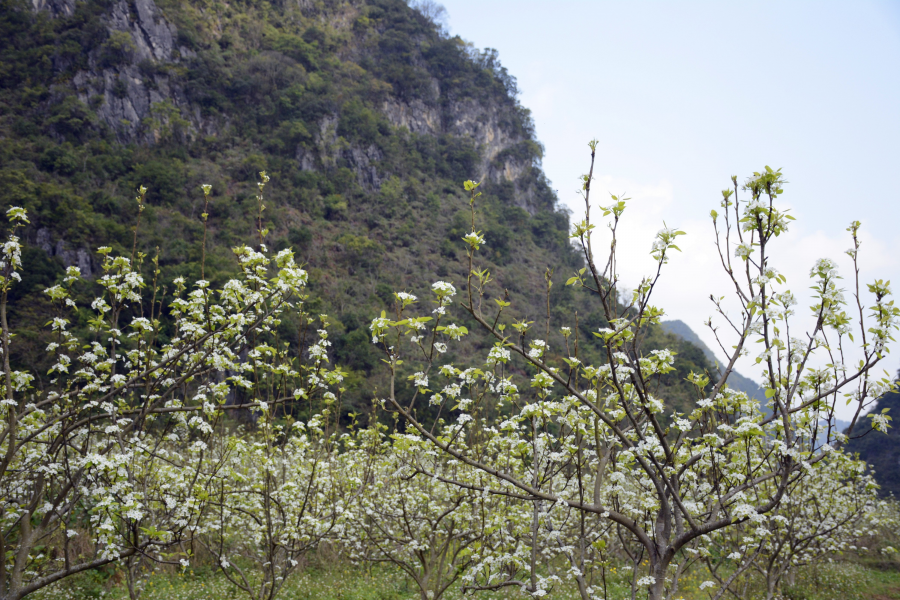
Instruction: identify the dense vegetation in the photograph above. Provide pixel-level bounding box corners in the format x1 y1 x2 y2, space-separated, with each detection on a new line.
29 556 900 600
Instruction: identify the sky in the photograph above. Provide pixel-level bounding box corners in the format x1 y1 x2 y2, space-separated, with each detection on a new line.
438 0 900 416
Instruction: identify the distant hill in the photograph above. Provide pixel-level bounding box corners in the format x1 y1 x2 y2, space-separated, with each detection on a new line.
845 379 900 498
660 320 767 404
659 320 860 445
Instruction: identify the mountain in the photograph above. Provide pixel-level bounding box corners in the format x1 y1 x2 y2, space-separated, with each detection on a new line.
845 380 900 498
660 321 858 441
660 320 767 405
0 0 718 417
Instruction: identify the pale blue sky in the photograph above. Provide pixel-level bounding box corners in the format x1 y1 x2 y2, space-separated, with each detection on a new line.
440 0 900 410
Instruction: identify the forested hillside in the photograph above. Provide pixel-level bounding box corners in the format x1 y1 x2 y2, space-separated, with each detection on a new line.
846 377 900 498
0 0 716 417
660 319 766 404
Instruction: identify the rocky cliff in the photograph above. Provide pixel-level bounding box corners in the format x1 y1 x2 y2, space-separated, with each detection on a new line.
30 0 549 214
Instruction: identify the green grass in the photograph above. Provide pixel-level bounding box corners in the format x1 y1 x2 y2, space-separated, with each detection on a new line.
29 557 900 600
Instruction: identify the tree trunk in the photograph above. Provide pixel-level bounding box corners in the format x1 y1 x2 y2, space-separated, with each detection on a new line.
647 556 670 600
765 572 779 600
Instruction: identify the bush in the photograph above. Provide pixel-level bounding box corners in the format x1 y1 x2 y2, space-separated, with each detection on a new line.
98 30 136 68
338 232 383 270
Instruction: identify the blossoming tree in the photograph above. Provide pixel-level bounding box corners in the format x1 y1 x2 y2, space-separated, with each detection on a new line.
370 144 898 600
0 157 894 600
341 424 486 600
704 450 888 600
0 176 344 600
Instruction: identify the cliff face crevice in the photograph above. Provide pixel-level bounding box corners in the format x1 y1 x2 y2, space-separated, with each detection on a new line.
382 97 441 136
108 0 176 63
71 66 187 144
30 0 73 18
308 114 385 192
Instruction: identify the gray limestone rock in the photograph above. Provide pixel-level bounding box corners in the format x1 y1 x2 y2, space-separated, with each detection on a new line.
379 94 544 213
296 147 317 172
34 228 93 279
30 0 74 18
382 98 441 136
58 0 204 144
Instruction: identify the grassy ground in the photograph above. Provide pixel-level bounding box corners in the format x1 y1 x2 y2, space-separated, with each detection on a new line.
28 556 900 600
